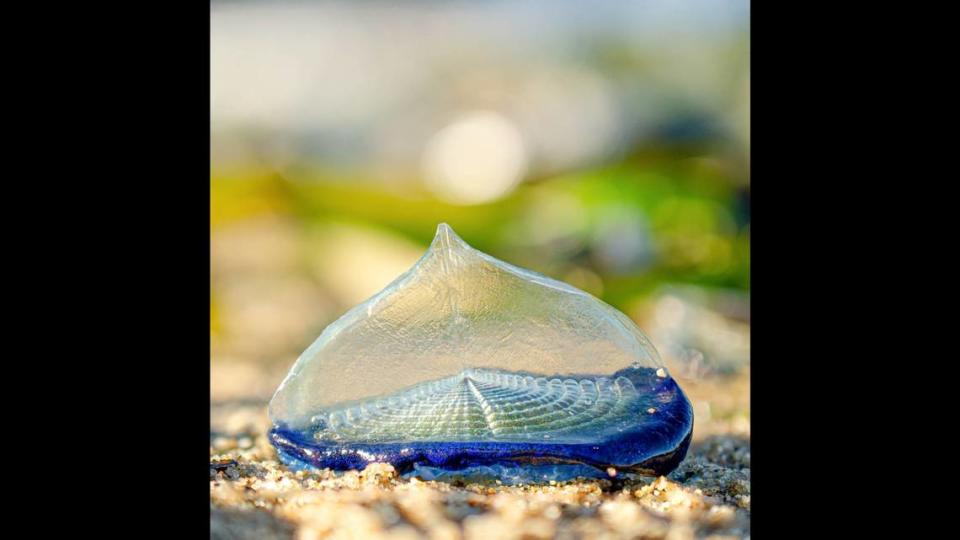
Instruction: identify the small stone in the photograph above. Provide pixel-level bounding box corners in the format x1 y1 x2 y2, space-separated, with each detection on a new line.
360 463 398 487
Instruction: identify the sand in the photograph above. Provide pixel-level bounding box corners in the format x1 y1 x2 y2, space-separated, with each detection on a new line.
210 368 749 540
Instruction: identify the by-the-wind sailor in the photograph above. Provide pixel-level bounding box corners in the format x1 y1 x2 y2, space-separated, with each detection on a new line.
269 224 693 482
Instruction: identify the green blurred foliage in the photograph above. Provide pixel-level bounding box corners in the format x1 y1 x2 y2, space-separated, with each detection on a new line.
211 150 748 334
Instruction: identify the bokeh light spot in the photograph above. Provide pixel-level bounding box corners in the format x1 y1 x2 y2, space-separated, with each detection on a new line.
421 111 528 205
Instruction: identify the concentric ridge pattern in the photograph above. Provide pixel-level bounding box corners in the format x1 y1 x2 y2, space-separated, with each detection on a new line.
314 368 649 443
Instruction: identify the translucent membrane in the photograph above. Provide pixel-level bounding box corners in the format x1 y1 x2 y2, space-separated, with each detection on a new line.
269 224 693 482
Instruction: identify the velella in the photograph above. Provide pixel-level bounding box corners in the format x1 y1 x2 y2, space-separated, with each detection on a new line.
269 223 693 482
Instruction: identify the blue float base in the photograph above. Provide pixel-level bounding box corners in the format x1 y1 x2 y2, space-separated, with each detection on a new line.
269 370 693 483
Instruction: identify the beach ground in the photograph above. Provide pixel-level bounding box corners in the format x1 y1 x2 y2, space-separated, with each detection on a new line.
211 364 749 540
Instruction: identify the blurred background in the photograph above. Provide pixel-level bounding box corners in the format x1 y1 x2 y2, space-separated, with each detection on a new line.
211 0 749 436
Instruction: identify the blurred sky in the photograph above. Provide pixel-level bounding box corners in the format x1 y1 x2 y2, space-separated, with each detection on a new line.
210 0 750 392
212 0 748 183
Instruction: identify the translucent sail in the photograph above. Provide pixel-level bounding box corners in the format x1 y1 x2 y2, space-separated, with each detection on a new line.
268 223 692 481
